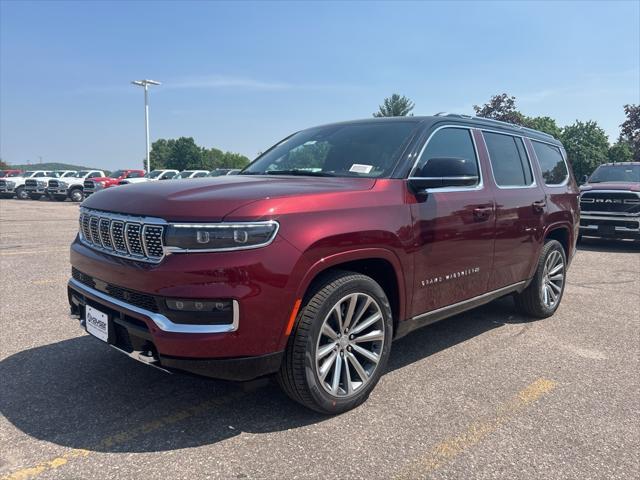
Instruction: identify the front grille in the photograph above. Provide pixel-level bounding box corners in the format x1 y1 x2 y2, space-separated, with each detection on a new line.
78 208 166 263
580 191 640 214
72 267 159 312
25 179 38 188
48 180 60 188
0 180 6 188
581 218 639 229
84 180 95 190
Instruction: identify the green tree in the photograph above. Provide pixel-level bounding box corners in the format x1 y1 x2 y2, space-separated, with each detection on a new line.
608 142 633 163
202 147 225 170
522 116 562 138
473 93 526 125
221 151 251 169
148 139 175 170
373 94 415 117
561 120 609 180
165 137 204 170
620 104 639 160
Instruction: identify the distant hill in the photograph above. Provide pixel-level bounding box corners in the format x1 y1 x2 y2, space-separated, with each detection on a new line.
8 162 107 173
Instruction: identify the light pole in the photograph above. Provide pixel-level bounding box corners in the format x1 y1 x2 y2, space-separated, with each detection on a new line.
131 79 161 173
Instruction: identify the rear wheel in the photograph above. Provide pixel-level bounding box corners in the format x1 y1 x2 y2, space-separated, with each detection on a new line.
277 271 393 414
514 239 567 318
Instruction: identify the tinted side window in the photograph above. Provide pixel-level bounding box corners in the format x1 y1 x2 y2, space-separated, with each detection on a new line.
484 132 533 187
532 141 568 185
414 128 479 181
128 172 144 178
194 172 207 178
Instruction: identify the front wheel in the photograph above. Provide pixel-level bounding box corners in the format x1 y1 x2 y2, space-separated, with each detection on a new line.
277 271 393 414
16 187 28 200
514 239 567 318
69 189 84 202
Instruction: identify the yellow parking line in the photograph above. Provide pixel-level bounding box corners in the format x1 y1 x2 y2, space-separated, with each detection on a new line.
1 390 246 480
395 378 557 478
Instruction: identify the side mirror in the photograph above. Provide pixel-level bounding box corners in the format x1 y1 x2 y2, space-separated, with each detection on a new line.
581 175 589 184
408 157 479 195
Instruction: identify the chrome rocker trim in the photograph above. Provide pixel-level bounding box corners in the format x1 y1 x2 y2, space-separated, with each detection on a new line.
69 278 239 334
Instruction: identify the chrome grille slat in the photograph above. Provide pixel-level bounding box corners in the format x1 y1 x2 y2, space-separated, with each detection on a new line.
99 218 113 249
77 208 166 264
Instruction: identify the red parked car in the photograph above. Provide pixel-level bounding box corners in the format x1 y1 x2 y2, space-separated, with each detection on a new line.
68 115 579 413
83 169 145 197
0 169 23 177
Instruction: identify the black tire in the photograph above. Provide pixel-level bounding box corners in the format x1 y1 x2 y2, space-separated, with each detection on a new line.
53 195 67 201
28 194 42 200
514 239 567 319
15 187 28 200
277 270 393 414
69 188 84 202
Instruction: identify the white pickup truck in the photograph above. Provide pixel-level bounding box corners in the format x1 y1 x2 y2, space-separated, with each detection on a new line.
118 169 179 185
25 170 77 200
0 170 56 200
47 170 106 202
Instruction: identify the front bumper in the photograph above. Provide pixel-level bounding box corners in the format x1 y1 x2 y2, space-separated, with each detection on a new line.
580 213 640 240
25 186 47 193
68 278 284 381
46 187 70 196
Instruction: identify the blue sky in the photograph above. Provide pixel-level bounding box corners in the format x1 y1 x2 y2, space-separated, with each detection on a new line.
1 0 638 170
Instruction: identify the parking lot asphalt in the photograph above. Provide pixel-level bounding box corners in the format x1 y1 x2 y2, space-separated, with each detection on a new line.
0 198 639 480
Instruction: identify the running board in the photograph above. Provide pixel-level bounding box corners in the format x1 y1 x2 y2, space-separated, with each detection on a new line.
395 281 526 339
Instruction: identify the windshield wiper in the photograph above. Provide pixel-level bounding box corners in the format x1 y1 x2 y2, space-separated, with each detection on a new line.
264 170 336 177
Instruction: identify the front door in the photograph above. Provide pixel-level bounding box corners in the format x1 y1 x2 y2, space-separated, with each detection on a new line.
409 126 496 317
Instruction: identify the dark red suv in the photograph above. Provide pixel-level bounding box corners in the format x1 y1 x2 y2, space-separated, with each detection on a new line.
68 115 579 413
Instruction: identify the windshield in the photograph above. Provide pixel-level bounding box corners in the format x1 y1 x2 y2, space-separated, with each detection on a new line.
59 171 76 178
589 164 640 183
108 170 125 178
22 171 36 177
144 170 163 179
242 122 418 178
73 170 91 177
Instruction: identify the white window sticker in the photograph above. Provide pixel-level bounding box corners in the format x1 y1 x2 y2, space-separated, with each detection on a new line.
349 164 373 174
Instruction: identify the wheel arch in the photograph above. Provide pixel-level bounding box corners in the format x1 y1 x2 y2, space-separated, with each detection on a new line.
293 248 406 336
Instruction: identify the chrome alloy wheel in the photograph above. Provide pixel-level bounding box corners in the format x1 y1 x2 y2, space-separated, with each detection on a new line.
315 293 385 398
541 249 565 309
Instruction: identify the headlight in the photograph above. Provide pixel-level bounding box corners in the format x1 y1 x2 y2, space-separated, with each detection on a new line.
164 221 279 252
37 180 47 187
58 181 68 188
6 181 15 188
94 181 106 189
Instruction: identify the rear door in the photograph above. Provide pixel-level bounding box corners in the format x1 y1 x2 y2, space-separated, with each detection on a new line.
409 126 496 316
478 130 546 290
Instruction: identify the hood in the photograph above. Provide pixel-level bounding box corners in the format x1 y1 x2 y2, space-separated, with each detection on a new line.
580 182 640 192
82 175 377 221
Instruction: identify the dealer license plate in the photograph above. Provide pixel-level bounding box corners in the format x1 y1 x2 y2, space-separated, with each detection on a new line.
86 305 109 342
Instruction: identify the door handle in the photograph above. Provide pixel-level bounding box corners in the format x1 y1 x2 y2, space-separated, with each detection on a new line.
473 206 493 221
532 200 546 214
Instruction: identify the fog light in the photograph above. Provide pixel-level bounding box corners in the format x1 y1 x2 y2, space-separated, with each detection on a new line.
165 299 233 312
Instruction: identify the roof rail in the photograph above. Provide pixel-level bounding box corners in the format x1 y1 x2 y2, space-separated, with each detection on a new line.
432 113 556 140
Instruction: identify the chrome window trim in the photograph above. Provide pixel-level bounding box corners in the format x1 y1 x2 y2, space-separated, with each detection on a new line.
69 278 239 334
408 125 484 193
480 129 538 190
164 220 280 253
